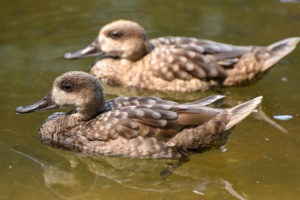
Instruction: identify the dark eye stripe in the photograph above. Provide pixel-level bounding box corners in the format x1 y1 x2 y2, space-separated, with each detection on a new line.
109 31 122 39
61 82 74 92
57 77 89 93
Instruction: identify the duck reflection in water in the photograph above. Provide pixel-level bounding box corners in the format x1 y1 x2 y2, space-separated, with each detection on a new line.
12 148 247 199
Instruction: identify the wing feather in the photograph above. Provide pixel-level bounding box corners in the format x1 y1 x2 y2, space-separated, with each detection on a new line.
82 96 223 142
149 36 252 81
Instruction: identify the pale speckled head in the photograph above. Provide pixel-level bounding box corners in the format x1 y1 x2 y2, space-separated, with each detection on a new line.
64 20 153 61
52 71 105 111
16 71 105 120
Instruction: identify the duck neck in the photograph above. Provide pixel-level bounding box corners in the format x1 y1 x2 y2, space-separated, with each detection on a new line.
74 86 105 121
74 104 103 121
127 40 154 61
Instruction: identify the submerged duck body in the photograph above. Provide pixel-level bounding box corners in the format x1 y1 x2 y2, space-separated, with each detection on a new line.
64 20 300 92
16 71 262 158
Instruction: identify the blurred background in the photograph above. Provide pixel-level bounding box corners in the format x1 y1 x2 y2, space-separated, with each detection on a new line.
0 0 300 199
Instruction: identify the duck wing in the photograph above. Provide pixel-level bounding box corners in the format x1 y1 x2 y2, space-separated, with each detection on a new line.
149 37 252 81
82 97 222 142
104 95 225 111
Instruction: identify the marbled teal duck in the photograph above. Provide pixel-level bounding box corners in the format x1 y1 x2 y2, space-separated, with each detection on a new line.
64 20 299 92
16 71 262 158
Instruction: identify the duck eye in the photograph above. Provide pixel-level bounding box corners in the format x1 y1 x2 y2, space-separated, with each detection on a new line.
61 83 73 92
109 31 122 39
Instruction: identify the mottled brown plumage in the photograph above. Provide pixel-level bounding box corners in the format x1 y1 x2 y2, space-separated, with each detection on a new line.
64 20 300 92
16 71 262 158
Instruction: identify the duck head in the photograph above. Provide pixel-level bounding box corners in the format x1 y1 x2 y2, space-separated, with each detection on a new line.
64 20 154 61
16 71 105 121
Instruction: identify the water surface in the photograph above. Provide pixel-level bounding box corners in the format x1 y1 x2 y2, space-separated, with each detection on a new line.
1 0 300 199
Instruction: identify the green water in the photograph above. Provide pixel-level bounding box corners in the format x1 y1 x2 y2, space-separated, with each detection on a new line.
1 0 300 199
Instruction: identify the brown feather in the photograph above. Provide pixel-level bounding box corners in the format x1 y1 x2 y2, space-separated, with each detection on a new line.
18 71 264 158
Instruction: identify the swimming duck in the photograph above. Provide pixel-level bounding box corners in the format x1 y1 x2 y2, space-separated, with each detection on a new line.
64 20 299 92
16 71 262 158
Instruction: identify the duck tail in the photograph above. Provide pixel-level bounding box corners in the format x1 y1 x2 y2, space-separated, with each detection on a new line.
183 95 225 107
263 37 300 71
225 96 262 130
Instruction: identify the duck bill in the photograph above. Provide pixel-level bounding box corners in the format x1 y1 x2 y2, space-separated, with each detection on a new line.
16 93 58 114
64 38 103 59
